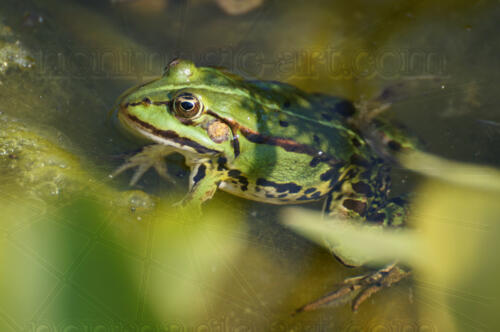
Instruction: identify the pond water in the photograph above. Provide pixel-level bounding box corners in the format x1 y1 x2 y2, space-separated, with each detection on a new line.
0 0 499 331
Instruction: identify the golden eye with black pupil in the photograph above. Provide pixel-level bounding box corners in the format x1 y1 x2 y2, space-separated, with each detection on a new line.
173 92 203 118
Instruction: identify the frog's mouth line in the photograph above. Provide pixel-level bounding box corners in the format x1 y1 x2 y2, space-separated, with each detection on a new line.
118 108 220 156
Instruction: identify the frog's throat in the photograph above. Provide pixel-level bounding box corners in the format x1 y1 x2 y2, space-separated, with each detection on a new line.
118 110 221 157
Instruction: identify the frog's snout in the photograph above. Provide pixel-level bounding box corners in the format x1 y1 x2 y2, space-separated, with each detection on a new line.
116 103 131 128
114 104 149 143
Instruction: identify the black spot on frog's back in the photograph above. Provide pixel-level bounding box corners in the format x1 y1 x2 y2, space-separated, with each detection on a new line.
351 137 362 147
334 100 356 118
217 156 228 171
228 169 241 178
256 178 302 193
343 199 367 216
352 182 372 196
304 187 317 194
320 166 343 189
310 155 330 167
387 140 402 152
238 176 249 191
320 167 339 182
228 169 249 191
310 191 322 199
320 99 356 121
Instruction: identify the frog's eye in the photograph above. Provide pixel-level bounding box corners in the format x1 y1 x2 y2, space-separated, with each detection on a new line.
172 92 203 118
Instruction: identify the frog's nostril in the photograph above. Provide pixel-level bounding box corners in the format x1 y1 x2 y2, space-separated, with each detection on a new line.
142 97 152 105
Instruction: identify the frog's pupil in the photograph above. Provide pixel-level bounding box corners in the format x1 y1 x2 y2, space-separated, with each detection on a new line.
181 101 194 111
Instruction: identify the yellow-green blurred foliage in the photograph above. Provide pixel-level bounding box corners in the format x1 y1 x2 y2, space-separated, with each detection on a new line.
285 152 500 331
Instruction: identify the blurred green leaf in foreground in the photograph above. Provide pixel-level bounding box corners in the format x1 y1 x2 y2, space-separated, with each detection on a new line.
283 151 500 331
0 114 248 330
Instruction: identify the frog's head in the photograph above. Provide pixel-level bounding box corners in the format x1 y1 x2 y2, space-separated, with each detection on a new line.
116 59 245 160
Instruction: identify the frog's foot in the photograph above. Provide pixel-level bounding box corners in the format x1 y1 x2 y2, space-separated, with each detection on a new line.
294 263 409 314
110 144 176 186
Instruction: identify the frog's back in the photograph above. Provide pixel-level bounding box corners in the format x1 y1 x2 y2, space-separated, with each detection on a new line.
190 69 361 156
207 75 375 204
124 60 367 164
244 80 361 158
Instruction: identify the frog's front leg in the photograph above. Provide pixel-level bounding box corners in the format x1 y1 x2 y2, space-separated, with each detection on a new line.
111 144 177 185
176 159 226 208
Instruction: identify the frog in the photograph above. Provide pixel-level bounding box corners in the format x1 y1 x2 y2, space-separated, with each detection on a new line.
111 58 417 312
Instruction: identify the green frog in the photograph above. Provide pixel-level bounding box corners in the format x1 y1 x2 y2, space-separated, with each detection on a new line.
112 58 416 312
